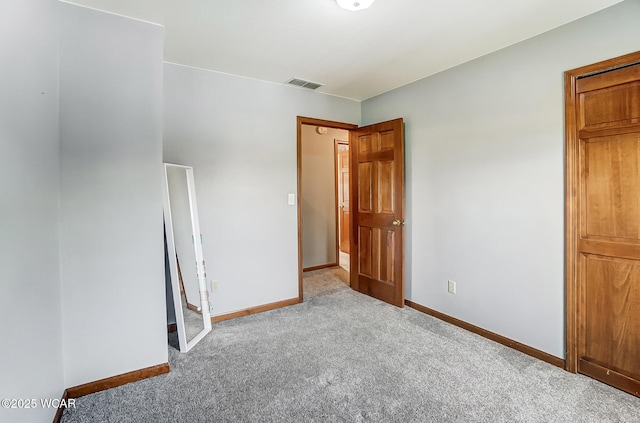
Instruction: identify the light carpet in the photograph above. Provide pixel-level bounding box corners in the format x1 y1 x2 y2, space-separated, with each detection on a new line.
62 267 640 422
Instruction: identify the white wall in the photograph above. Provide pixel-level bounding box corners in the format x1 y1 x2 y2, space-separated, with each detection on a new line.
0 1 63 422
59 3 167 387
301 125 349 268
163 63 360 316
362 0 640 358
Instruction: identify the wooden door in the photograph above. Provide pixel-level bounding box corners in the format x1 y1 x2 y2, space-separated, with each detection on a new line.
337 143 350 253
350 118 405 307
566 53 640 396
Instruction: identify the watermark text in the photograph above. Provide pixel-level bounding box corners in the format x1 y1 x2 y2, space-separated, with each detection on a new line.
1 398 76 409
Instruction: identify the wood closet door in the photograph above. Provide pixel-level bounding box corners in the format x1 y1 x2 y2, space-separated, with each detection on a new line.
575 63 640 396
350 118 405 307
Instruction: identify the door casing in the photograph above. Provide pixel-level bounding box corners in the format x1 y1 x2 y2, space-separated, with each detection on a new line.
297 117 357 301
297 116 406 309
335 140 350 256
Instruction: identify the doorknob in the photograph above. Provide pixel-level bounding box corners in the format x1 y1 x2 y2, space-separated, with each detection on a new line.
392 220 405 226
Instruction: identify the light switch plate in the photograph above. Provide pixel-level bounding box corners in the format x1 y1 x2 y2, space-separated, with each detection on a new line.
288 193 296 205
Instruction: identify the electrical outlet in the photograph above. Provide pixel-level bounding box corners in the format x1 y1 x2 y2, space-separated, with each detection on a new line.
210 280 218 292
448 280 456 294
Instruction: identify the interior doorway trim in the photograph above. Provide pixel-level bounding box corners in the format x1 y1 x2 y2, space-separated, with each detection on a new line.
297 116 358 301
564 50 640 374
334 139 349 271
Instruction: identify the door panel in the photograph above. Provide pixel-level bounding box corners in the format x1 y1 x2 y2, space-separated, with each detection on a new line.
357 227 396 283
583 135 640 240
350 118 404 307
583 255 640 379
358 227 373 277
358 162 373 212
378 161 395 213
570 58 640 396
579 82 640 131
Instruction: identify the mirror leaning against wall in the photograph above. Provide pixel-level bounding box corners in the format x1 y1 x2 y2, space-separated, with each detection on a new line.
163 163 211 352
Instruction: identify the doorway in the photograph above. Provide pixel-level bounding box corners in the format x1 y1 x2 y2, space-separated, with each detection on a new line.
297 116 406 308
297 117 357 301
565 51 640 396
299 124 350 272
336 140 350 272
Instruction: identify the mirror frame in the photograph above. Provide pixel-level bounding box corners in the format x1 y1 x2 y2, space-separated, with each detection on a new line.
163 163 211 352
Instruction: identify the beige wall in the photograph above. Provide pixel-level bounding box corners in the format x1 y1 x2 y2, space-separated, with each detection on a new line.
301 125 349 268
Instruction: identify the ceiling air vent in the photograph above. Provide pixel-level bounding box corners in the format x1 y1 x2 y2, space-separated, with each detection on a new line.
287 78 323 90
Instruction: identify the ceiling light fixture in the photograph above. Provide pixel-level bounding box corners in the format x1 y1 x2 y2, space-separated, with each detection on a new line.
336 0 375 11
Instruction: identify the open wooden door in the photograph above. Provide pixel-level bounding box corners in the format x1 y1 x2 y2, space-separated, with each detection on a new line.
349 118 405 307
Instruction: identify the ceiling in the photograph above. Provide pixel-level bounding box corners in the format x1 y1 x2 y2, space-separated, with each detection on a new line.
65 0 622 101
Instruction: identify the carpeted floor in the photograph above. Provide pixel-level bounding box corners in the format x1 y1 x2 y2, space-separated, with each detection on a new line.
61 267 640 422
